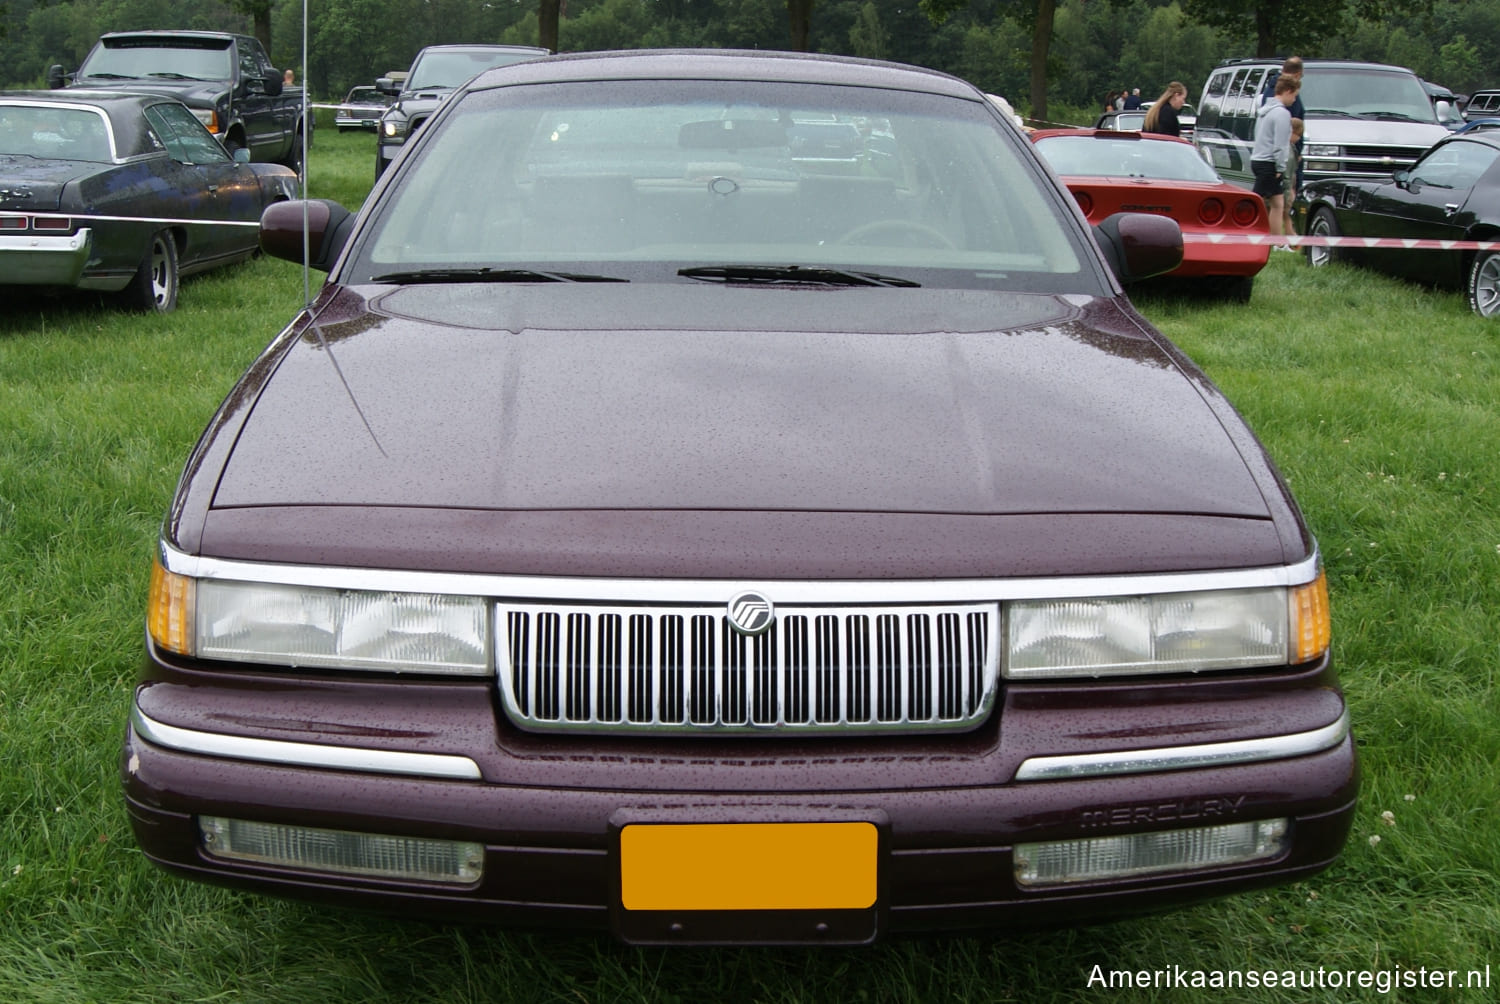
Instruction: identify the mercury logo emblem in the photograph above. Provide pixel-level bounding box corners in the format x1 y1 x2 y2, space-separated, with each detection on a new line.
727 591 775 636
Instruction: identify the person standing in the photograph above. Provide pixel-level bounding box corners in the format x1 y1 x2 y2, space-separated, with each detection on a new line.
1123 87 1143 110
1252 74 1301 246
1142 82 1188 137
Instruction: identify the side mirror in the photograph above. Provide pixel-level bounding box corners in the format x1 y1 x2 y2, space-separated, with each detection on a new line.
1436 99 1454 120
1092 212 1183 283
376 77 398 95
233 147 251 164
47 64 66 89
263 73 284 97
260 199 355 272
1394 169 1412 189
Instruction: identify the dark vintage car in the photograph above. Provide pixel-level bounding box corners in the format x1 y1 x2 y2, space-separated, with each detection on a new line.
1032 128 1269 301
334 85 391 132
1 91 298 311
374 44 548 178
1299 130 1500 316
128 50 1356 944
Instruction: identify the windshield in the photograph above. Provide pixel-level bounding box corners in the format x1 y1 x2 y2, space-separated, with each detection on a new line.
0 104 114 161
1303 67 1436 122
353 79 1086 291
1036 134 1222 183
406 49 541 91
80 38 232 81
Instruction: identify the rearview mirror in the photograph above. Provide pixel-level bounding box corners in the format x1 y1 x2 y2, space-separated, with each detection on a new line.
47 64 66 89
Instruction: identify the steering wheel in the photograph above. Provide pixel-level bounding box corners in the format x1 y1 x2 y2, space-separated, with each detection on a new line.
836 218 957 249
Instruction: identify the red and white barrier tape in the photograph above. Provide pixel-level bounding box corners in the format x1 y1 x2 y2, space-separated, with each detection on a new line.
1183 232 1500 251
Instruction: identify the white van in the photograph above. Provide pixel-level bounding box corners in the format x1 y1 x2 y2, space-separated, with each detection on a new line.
1194 59 1448 189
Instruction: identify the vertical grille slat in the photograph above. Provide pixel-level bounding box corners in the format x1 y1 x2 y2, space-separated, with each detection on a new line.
498 601 998 734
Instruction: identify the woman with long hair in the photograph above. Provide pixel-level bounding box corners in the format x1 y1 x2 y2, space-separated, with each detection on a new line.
1142 81 1188 136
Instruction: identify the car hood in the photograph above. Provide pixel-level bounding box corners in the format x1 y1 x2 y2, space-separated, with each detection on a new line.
68 78 226 105
0 156 96 211
211 283 1272 522
1301 116 1448 147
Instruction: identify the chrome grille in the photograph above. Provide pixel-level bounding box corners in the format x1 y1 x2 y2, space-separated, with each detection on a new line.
497 602 999 734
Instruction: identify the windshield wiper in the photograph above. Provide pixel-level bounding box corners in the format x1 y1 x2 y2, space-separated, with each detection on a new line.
1356 111 1430 123
147 72 206 81
677 265 920 287
1303 108 1359 118
84 72 139 80
371 267 628 284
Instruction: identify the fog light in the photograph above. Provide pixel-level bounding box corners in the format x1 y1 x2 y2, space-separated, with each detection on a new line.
199 816 483 884
1014 819 1289 887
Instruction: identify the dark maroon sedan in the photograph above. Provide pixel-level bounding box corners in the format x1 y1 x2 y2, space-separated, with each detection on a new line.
127 50 1356 945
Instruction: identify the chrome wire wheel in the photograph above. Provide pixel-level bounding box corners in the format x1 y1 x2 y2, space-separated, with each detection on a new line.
1305 209 1337 268
1468 251 1500 317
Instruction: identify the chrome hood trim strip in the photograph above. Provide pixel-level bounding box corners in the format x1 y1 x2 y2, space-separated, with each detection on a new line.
130 703 483 781
1013 709 1350 782
159 541 1321 604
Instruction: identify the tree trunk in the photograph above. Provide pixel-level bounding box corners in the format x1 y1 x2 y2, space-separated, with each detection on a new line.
540 0 561 53
1029 0 1055 123
788 0 814 52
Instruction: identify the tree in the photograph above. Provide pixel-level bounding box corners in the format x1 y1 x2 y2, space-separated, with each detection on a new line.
789 0 813 49
233 0 273 53
922 0 1056 120
1180 0 1432 58
540 0 560 51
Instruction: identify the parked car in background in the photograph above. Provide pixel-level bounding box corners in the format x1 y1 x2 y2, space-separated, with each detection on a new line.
49 31 311 174
1299 129 1500 316
127 50 1354 944
1033 127 1268 300
1095 103 1196 141
1423 80 1465 130
1463 88 1500 120
334 85 391 132
1196 59 1448 189
374 44 547 177
1 91 299 311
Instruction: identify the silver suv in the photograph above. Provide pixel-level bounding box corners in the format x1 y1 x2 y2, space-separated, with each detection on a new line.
1194 59 1448 189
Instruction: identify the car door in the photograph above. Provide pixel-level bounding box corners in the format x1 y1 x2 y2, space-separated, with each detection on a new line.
143 101 262 265
1360 139 1499 283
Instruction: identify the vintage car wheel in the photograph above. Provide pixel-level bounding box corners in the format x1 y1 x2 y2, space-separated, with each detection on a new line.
122 230 179 313
1305 208 1341 268
1466 251 1500 317
837 218 956 249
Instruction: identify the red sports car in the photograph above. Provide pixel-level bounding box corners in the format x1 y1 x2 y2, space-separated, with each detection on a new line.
1033 128 1269 300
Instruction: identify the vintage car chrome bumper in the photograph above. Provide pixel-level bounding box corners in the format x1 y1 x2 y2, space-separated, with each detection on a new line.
0 228 93 286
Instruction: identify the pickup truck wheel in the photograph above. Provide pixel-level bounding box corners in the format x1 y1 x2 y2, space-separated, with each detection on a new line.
223 136 245 160
280 136 305 179
121 230 179 312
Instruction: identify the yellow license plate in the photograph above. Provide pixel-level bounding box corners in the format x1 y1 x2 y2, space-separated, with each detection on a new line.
620 822 878 911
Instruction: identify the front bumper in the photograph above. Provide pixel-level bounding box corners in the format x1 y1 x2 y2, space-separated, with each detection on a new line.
0 228 92 286
123 655 1358 944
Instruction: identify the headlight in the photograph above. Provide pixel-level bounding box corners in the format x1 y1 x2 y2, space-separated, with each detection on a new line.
1003 573 1329 680
148 560 488 675
1304 144 1340 158
192 107 217 132
382 116 406 139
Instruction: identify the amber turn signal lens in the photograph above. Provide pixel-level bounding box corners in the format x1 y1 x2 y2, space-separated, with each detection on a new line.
147 558 195 656
1290 570 1331 663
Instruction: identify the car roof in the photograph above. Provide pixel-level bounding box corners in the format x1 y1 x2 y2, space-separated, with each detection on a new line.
0 89 181 158
98 30 246 43
1213 57 1418 74
1434 128 1500 151
464 48 980 100
416 43 549 56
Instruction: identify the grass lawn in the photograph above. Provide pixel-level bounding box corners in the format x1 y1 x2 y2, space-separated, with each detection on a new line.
2 127 1497 1002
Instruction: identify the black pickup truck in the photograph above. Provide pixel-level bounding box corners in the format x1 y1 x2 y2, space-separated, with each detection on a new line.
49 31 310 173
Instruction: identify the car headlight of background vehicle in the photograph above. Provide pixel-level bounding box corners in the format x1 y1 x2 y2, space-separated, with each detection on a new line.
148 560 488 675
1303 143 1342 172
381 114 408 140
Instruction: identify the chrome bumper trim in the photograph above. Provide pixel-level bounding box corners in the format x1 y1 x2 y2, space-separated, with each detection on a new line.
130 703 482 781
1013 709 1350 781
